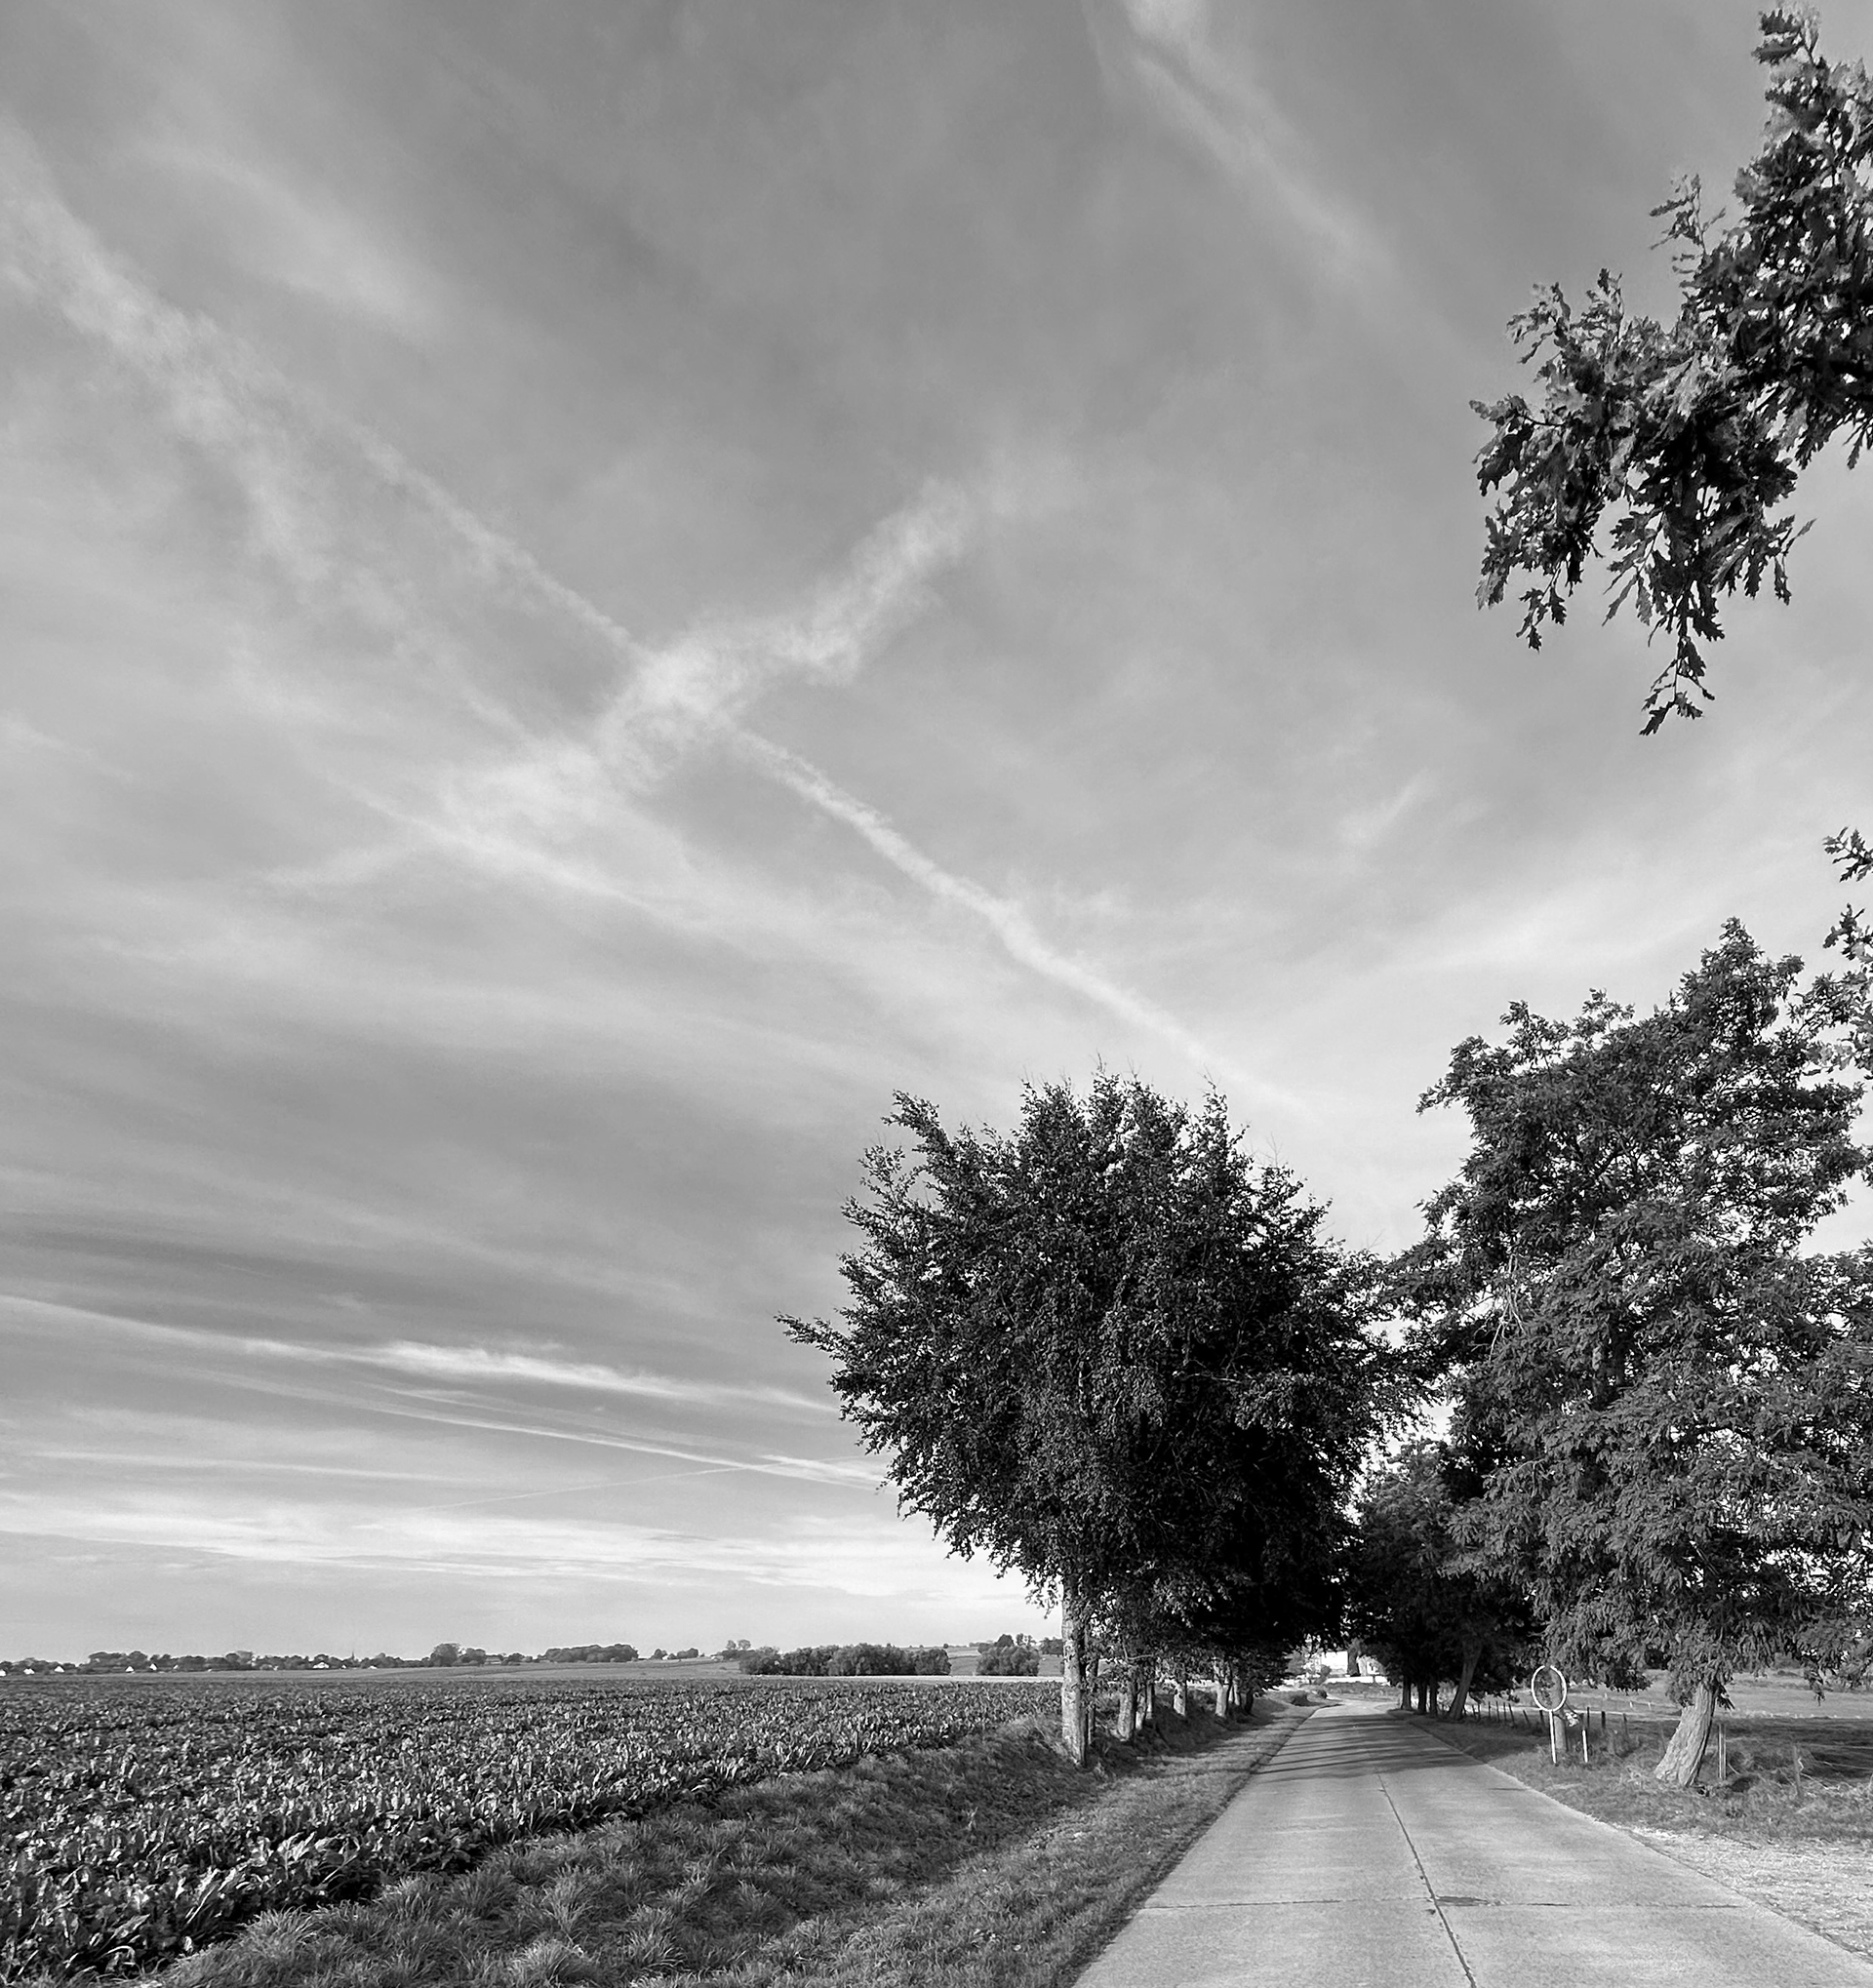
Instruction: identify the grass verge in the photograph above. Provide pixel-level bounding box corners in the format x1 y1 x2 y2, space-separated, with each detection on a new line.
1423 1708 1873 1963
1426 1706 1873 1845
101 1703 1303 1988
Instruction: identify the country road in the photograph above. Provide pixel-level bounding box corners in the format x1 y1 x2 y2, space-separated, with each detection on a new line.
1075 1699 1872 1987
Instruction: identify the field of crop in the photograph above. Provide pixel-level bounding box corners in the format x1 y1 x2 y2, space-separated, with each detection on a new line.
0 1671 1060 1982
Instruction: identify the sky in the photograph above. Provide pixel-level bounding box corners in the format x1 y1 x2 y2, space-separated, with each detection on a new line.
3 0 1871 1663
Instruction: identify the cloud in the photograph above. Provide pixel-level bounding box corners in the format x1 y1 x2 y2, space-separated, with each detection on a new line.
144 142 442 338
735 731 1294 1103
0 1487 997 1599
352 1339 832 1417
34 1450 457 1486
5 112 960 770
610 481 976 767
0 712 111 766
1089 0 1381 277
759 1454 886 1487
2 113 645 681
386 477 981 890
1 1293 826 1428
3 122 348 607
3 119 1238 1091
1338 774 1435 855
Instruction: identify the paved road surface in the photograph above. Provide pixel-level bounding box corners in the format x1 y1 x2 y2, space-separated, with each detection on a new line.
1075 1699 1871 1987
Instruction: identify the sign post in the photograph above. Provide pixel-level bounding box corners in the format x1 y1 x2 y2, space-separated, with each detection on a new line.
1530 1663 1569 1765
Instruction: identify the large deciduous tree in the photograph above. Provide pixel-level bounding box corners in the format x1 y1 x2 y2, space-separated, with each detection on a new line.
1400 925 1873 1785
1473 9 1873 734
1471 10 1873 952
782 1074 1395 1764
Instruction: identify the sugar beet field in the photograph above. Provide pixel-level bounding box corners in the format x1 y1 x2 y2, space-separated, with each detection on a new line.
1 1671 1060 1981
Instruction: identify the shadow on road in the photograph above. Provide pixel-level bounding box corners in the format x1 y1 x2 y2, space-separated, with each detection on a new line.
1252 1716 1476 1783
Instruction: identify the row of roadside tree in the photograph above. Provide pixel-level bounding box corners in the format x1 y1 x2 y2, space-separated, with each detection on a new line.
784 1073 1403 1768
790 7 1873 1790
788 922 1873 1785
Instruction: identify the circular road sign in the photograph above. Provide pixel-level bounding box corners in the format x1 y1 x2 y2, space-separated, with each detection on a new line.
1529 1664 1569 1714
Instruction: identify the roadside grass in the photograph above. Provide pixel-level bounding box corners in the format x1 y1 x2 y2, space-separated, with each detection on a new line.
1423 1704 1873 1963
1423 1707 1873 1847
103 1703 1302 1988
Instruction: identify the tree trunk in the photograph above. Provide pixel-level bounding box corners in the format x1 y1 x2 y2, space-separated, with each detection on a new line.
1059 1586 1089 1767
1444 1640 1482 1722
1655 1680 1719 1787
1116 1665 1137 1741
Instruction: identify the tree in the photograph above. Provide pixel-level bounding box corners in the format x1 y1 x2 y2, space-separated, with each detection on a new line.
1348 1461 1452 1712
1474 10 1873 732
1826 827 1871 963
1111 1544 1338 1728
1472 10 1873 953
1400 925 1873 1783
783 1074 1396 1764
1346 1442 1536 1718
977 1634 1041 1677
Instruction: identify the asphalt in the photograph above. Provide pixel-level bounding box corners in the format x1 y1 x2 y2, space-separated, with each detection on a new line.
1073 1698 1873 1987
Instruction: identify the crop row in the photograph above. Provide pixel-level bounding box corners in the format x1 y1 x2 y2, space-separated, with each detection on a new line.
1 1673 1058 1981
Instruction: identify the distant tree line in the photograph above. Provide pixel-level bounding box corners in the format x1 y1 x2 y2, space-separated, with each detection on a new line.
735 1643 951 1676
0 1648 550 1676
0 1638 976 1677
975 1633 1041 1676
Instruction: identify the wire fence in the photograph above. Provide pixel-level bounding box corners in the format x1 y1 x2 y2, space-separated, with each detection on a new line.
1443 1684 1873 1779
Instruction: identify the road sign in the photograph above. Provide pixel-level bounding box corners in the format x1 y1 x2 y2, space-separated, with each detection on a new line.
1529 1665 1574 1763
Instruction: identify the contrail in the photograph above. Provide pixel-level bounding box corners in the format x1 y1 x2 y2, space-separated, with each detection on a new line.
735 731 1285 1099
2 118 1255 1088
1 115 646 660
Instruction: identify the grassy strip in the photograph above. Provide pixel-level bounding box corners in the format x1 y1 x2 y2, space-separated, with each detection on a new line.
109 1703 1302 1988
1423 1709 1873 1847
767 1704 1304 1987
1423 1709 1873 1964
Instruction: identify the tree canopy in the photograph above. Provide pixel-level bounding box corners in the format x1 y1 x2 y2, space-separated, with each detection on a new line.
783 1073 1398 1761
1346 1441 1536 1719
1399 924 1873 1782
1473 10 1873 732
